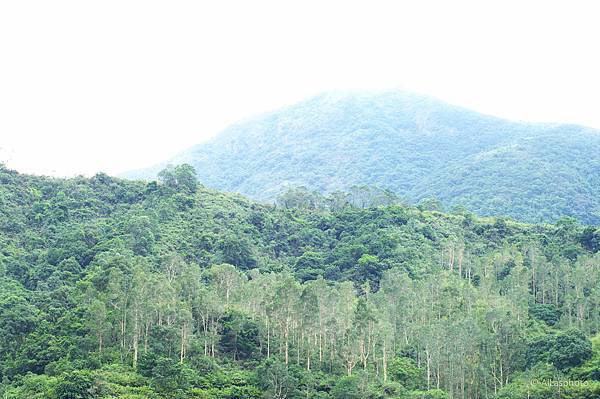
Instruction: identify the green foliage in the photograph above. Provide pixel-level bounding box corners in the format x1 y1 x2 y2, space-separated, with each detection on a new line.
571 334 600 381
256 359 297 398
1 165 599 398
527 329 593 370
1 373 58 399
54 370 95 399
219 310 260 361
551 329 593 370
580 226 600 253
529 303 561 326
158 164 198 194
388 356 424 390
216 234 256 270
330 375 361 399
497 362 600 399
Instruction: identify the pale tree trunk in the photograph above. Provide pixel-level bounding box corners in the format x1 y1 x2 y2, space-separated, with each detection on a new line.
382 341 388 383
133 305 139 369
144 322 150 354
284 324 289 365
426 346 431 390
180 322 187 364
267 323 270 358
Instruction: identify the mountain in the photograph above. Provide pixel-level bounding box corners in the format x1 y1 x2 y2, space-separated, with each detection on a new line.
124 91 600 224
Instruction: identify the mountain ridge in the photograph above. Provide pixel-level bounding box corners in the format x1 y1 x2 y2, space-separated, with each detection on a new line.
124 90 600 224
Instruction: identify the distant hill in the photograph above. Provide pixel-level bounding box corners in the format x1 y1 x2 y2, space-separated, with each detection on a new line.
124 91 600 224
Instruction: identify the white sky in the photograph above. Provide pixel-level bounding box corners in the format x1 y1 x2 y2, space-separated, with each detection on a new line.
1 0 599 177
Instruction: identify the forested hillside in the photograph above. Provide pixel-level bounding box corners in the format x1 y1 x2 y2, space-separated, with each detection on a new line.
125 91 600 225
1 164 600 398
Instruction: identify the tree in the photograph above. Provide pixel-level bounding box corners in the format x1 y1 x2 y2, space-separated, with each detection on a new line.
0 278 40 362
389 356 425 390
271 274 301 365
219 309 260 361
126 215 156 256
206 263 246 306
353 254 384 288
330 374 367 399
276 186 324 209
294 251 325 282
86 295 108 354
529 303 560 326
256 359 298 399
353 297 376 371
216 235 257 270
549 329 593 370
419 198 443 212
580 226 600 253
158 164 198 193
140 355 193 394
54 370 94 399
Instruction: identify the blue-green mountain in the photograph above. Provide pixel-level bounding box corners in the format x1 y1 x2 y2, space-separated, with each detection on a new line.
125 91 600 224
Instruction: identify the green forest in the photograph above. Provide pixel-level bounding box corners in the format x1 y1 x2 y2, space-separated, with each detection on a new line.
1 163 599 398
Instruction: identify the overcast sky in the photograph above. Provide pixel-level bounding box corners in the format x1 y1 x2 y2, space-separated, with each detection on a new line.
1 0 599 177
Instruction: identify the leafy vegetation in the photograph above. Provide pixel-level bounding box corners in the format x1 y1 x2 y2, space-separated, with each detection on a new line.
1 163 599 398
125 91 600 224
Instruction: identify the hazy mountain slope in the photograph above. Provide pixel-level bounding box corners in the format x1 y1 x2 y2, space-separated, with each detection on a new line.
125 91 600 224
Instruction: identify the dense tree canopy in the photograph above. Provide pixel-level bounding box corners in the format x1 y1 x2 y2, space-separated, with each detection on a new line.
0 164 599 398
